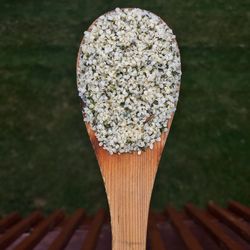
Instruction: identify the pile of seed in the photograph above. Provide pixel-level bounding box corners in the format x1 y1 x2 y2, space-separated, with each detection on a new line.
77 8 181 154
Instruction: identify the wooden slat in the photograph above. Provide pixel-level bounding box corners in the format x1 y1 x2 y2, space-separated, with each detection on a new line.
81 208 106 250
185 204 242 250
57 214 69 228
147 212 166 250
208 202 250 242
13 210 65 250
166 205 203 250
0 211 43 249
48 208 85 250
0 212 21 233
228 200 250 221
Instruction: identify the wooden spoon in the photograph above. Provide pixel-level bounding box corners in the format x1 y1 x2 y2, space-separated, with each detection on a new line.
77 9 180 250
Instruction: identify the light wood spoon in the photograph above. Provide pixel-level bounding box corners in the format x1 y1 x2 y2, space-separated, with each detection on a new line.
77 9 180 250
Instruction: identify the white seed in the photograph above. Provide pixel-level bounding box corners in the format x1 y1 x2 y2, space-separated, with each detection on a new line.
77 8 181 155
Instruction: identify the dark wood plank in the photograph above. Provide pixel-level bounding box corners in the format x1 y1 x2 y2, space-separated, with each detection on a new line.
0 212 21 233
81 208 106 250
166 205 203 250
185 203 242 250
13 210 65 250
148 212 167 250
208 202 250 242
48 208 85 250
228 200 250 221
57 214 69 228
0 211 43 249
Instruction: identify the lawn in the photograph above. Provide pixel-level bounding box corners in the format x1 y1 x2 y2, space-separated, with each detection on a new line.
0 0 249 215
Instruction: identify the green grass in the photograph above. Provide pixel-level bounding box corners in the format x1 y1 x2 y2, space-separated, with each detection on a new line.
0 0 249 215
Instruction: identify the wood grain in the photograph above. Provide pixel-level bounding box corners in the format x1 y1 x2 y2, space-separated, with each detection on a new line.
85 116 173 250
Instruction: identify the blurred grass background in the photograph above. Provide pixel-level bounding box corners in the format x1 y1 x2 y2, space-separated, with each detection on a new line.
0 0 249 215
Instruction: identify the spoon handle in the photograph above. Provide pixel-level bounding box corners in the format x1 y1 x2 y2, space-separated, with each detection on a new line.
101 160 158 250
85 117 174 250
